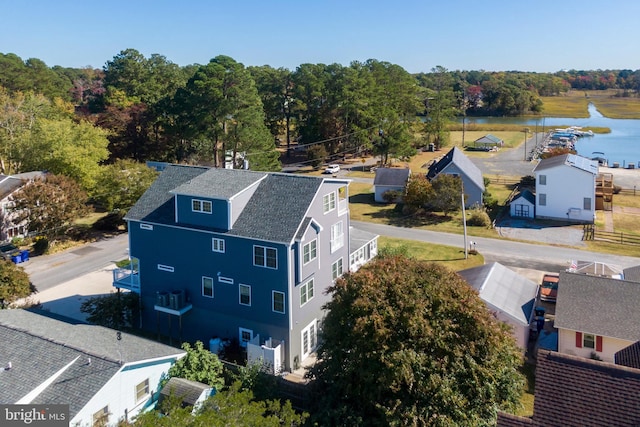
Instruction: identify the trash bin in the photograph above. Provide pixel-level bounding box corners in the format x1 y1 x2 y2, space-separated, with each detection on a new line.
20 250 29 262
534 306 546 317
11 253 21 264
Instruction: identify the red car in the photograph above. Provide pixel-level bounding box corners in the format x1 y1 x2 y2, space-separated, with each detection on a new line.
540 273 560 302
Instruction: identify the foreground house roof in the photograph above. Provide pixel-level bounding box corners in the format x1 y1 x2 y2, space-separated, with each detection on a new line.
0 309 184 419
533 153 598 175
554 271 640 341
615 341 640 369
125 165 342 244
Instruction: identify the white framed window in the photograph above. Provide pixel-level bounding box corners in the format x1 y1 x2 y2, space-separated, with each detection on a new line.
93 406 109 427
301 319 318 360
330 221 344 252
212 238 225 253
202 276 214 298
239 284 251 306
239 327 253 348
272 291 285 314
539 174 546 185
539 193 546 206
323 192 336 213
300 278 314 306
218 276 234 284
332 258 343 280
135 378 150 403
584 197 592 211
157 264 174 272
583 333 595 349
254 245 277 269
303 239 317 264
140 223 153 230
192 199 212 213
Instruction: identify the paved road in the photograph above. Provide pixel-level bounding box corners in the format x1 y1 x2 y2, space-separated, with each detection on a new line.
352 220 640 272
22 234 129 292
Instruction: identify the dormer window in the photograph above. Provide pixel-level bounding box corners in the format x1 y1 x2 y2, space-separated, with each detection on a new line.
192 199 212 214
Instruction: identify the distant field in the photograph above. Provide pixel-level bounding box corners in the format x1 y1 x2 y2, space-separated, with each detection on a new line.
540 90 640 119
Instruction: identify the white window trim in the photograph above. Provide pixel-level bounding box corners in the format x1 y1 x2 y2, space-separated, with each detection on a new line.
323 192 336 213
539 193 547 206
140 223 153 230
239 327 253 348
202 276 214 298
135 378 150 403
583 333 596 349
272 291 285 314
239 284 251 306
253 245 278 269
212 237 225 253
157 264 174 272
300 278 314 307
332 258 344 280
301 319 318 360
192 198 213 214
539 174 546 185
218 276 234 284
330 221 344 253
303 239 317 265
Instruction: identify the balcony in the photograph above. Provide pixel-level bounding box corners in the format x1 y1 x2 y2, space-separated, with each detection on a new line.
112 267 140 293
154 290 192 316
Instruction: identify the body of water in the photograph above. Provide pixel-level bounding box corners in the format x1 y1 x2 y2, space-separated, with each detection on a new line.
464 104 640 167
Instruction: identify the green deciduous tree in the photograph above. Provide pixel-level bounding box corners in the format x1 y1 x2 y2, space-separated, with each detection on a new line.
79 291 139 329
166 341 225 391
93 160 158 212
10 174 89 238
0 260 32 308
308 255 524 426
431 174 463 217
403 174 434 211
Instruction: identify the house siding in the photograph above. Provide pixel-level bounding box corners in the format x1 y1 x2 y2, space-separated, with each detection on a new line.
509 196 535 219
437 163 483 207
71 358 179 426
535 163 595 223
557 328 634 363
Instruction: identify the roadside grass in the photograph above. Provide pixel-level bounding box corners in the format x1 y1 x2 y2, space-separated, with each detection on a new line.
615 193 640 208
378 236 484 271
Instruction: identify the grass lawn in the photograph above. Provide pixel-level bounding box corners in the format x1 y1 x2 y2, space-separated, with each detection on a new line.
515 363 536 417
378 236 484 271
540 89 640 119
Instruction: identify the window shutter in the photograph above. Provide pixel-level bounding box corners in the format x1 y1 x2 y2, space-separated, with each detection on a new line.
596 335 603 352
576 332 583 348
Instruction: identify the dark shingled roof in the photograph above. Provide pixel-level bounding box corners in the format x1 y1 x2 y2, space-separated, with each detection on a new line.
126 165 327 244
426 146 484 191
615 341 640 369
159 377 211 408
0 310 182 419
373 167 410 186
512 189 535 205
554 271 640 341
531 350 640 427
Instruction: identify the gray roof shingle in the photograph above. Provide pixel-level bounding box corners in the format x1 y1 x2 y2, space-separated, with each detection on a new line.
615 341 640 369
126 165 327 244
426 147 485 191
554 271 640 341
373 167 410 186
624 265 640 282
0 309 185 419
532 350 640 427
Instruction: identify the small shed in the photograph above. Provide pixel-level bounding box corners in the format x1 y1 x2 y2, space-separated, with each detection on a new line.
509 189 535 219
458 262 538 350
473 134 504 150
373 167 411 203
158 377 214 414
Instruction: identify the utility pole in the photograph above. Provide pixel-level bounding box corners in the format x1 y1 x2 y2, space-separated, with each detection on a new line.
523 127 530 161
461 182 468 259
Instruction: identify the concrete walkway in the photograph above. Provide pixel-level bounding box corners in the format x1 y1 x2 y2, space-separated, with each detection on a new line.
15 264 117 322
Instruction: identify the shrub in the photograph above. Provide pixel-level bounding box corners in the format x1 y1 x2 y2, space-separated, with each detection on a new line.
466 208 491 227
613 185 622 194
382 190 403 203
92 211 125 232
32 236 49 255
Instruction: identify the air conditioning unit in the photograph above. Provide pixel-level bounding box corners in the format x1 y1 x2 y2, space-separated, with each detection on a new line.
170 290 185 309
156 292 169 307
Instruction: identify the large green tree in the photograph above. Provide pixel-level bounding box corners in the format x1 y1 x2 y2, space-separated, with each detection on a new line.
166 341 225 391
0 260 32 308
171 55 280 171
10 174 89 238
93 160 158 212
430 174 463 217
308 255 524 426
423 66 455 150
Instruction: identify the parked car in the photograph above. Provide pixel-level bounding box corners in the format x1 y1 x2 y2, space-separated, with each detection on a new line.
0 243 17 261
323 164 340 174
540 273 560 302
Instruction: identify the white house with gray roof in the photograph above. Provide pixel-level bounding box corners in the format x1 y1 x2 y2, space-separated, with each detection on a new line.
533 154 597 223
0 309 185 426
114 165 378 373
426 147 485 207
555 271 640 363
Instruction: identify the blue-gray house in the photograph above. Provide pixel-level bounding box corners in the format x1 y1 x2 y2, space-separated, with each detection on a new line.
113 165 378 372
426 146 485 207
